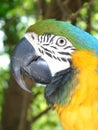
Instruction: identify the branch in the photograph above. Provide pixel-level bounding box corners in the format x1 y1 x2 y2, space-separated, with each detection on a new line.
56 0 95 21
68 0 95 21
57 0 71 19
30 106 51 123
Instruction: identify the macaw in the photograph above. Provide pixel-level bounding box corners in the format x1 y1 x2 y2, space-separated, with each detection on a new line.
11 19 98 130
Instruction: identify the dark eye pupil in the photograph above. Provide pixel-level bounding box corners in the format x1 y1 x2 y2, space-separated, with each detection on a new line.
59 39 64 43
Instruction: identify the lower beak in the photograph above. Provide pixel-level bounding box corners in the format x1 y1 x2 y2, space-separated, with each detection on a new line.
11 37 52 92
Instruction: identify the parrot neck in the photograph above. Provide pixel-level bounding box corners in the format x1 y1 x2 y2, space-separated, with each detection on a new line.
45 67 77 105
56 50 98 106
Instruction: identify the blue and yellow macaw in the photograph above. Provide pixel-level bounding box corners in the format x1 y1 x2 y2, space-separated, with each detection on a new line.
11 19 98 130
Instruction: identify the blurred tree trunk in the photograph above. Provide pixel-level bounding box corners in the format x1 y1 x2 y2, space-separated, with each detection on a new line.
36 0 83 24
2 75 34 130
1 0 94 130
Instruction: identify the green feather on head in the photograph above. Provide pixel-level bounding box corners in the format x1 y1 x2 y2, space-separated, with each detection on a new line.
27 19 98 54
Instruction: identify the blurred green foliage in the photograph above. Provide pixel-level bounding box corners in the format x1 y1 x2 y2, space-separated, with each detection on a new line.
0 0 98 130
0 0 62 129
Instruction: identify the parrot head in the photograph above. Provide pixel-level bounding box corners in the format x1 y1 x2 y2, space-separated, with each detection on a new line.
11 19 98 104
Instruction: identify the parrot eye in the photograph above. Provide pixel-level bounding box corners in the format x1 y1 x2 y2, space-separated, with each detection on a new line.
56 37 67 47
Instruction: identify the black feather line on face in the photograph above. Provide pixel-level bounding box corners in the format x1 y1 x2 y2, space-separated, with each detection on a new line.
46 33 52 42
45 52 52 58
50 46 57 49
38 48 44 54
49 35 56 43
64 46 72 49
61 57 67 62
40 35 43 43
41 46 51 53
58 52 71 56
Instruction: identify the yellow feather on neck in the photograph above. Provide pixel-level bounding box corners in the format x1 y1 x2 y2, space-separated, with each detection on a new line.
56 50 98 130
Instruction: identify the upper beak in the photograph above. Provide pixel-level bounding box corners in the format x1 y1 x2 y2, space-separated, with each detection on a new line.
11 37 52 92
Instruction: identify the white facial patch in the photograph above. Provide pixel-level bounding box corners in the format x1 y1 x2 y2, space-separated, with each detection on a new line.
24 32 75 76
41 54 70 76
25 32 41 56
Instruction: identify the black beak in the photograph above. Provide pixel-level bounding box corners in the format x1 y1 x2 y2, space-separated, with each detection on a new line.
11 37 52 92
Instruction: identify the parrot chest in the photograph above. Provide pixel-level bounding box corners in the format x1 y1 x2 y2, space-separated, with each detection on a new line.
56 50 98 130
56 73 98 130
56 104 98 130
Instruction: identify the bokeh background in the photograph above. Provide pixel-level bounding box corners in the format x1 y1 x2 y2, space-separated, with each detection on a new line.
0 0 98 130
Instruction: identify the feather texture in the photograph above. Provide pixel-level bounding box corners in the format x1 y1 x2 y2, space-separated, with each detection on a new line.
27 19 98 54
56 50 98 130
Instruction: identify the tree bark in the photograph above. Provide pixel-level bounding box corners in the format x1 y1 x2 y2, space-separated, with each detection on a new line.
1 75 34 130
